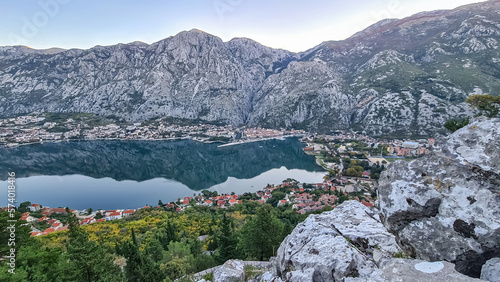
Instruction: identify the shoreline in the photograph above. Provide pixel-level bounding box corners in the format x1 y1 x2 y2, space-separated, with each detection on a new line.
217 134 306 148
2 134 307 148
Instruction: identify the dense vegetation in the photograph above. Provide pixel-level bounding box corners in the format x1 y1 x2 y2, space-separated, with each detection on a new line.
444 94 499 132
0 198 313 281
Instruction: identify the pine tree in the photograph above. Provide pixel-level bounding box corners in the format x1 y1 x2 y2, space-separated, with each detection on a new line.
66 212 124 282
216 213 238 263
239 205 284 261
122 228 163 282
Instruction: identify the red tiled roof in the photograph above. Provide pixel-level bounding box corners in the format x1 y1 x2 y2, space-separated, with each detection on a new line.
108 212 121 216
50 208 67 213
361 200 373 207
122 209 134 214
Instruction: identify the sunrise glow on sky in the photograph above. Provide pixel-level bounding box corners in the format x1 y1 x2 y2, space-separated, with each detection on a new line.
0 0 487 52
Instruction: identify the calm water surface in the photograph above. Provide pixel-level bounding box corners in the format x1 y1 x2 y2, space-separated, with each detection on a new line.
0 138 324 209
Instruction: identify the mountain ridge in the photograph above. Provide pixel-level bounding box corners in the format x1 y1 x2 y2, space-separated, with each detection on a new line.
1 1 499 137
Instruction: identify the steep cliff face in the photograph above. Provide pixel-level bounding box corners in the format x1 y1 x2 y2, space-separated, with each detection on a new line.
1 1 500 136
378 117 500 278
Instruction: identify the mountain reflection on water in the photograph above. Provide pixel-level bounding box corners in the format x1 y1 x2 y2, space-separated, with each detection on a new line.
0 138 323 190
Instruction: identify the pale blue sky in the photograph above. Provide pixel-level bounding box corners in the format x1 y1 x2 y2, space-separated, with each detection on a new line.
0 0 485 52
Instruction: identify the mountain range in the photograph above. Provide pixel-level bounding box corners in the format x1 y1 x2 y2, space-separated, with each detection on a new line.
1 1 500 137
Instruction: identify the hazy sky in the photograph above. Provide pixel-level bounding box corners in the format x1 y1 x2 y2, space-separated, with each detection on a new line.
0 0 486 52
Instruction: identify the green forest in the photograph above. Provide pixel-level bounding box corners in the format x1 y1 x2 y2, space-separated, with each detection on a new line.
0 193 322 282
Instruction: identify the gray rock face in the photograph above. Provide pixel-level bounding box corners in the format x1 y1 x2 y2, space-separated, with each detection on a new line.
213 259 245 282
378 117 500 277
346 259 482 282
481 258 500 282
275 201 399 282
1 1 500 136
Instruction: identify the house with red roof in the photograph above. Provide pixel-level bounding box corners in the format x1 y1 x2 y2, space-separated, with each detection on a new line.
122 209 135 217
79 217 95 225
47 219 58 225
204 200 213 206
28 203 41 212
105 210 117 216
228 199 238 206
277 200 288 207
30 231 42 237
361 200 373 207
217 200 226 207
106 211 122 220
42 227 56 235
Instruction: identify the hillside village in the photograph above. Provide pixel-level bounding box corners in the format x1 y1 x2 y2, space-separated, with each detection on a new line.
301 131 435 180
8 174 377 238
0 113 305 147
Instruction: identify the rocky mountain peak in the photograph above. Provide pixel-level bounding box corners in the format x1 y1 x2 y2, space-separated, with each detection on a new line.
0 1 499 136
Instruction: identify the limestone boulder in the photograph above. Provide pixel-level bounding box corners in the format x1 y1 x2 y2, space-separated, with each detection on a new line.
213 259 245 282
481 257 500 282
378 117 500 278
346 259 483 281
275 201 399 281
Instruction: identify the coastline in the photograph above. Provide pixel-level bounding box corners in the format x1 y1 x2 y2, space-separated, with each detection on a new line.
2 134 307 148
217 134 306 148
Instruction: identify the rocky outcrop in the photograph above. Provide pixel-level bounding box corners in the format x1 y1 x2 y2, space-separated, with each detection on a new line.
271 200 482 281
378 117 500 277
347 259 482 282
481 258 500 282
275 201 399 281
213 260 245 282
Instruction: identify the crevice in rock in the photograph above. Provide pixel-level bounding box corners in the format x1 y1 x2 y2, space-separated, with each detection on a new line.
454 248 500 278
453 219 477 239
386 197 441 233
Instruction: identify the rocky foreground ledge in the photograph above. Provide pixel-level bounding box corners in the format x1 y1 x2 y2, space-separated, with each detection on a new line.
212 117 500 282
